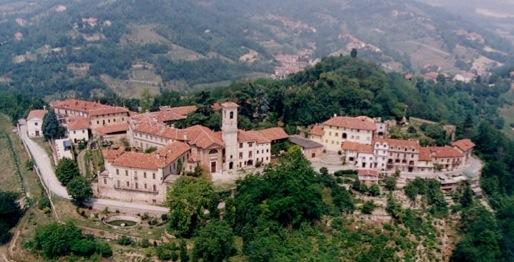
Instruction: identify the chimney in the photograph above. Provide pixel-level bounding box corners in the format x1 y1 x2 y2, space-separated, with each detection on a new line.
43 105 47 111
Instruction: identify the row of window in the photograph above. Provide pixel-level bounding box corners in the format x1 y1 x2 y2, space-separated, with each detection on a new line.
113 180 157 192
116 169 157 180
93 117 125 126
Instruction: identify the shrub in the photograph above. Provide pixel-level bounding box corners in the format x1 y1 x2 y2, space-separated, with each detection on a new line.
37 195 51 210
361 201 376 215
117 235 133 246
96 241 113 257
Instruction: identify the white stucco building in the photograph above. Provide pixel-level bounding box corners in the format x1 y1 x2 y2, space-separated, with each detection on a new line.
26 109 47 138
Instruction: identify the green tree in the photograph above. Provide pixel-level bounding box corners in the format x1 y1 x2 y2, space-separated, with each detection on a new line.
361 201 376 215
42 109 64 140
404 182 419 203
180 239 189 262
369 184 381 196
140 87 154 112
0 192 22 243
55 158 80 186
350 48 358 58
233 147 325 232
384 176 397 191
192 220 235 262
166 177 219 237
67 177 93 206
460 183 474 208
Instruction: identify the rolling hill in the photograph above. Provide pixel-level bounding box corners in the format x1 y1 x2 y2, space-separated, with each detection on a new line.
0 0 512 99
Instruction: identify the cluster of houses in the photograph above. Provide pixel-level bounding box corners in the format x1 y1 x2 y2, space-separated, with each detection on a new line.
27 99 288 204
26 99 475 205
302 115 475 184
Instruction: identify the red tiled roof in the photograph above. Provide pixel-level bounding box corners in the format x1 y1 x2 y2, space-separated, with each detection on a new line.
111 142 190 170
323 116 376 131
27 109 47 120
452 139 475 152
160 105 197 116
429 146 464 158
310 125 324 137
67 117 89 130
95 122 129 135
358 169 379 177
102 148 126 162
239 130 271 144
88 106 129 117
134 122 187 141
341 141 374 154
259 127 288 141
184 125 224 149
51 99 129 116
419 147 432 161
374 138 420 150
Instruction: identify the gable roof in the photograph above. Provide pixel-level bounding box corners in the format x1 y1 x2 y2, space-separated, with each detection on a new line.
258 127 288 141
95 122 129 135
110 142 190 170
184 125 224 149
419 147 433 161
51 99 129 116
239 130 271 144
289 135 323 149
374 138 420 150
429 146 464 158
358 169 379 177
310 125 324 137
323 116 376 131
452 139 475 152
67 116 89 130
341 141 374 154
27 110 47 121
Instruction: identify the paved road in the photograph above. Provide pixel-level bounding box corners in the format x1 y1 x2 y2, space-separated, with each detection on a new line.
19 124 70 199
18 123 169 215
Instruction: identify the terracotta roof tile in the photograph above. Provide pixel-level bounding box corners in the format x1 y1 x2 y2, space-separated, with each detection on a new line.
358 169 379 177
51 99 129 116
185 125 224 149
238 130 271 144
419 147 432 161
374 138 420 150
452 139 475 152
67 116 90 130
341 141 374 154
323 116 376 131
111 142 190 170
310 125 324 137
95 122 129 135
429 146 464 158
258 127 288 141
102 148 126 162
159 105 197 116
27 110 47 120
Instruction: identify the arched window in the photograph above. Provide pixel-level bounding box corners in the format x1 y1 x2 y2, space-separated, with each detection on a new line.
229 111 234 119
229 162 234 170
342 133 347 139
209 149 218 155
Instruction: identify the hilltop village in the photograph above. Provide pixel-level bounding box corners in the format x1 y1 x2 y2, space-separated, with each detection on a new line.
26 99 477 205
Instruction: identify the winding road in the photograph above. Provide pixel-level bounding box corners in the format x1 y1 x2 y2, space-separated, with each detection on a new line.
18 123 168 215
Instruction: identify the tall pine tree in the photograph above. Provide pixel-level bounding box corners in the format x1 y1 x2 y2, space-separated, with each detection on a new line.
42 109 64 140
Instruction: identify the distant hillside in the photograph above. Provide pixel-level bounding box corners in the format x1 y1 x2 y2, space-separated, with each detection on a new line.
0 0 512 99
